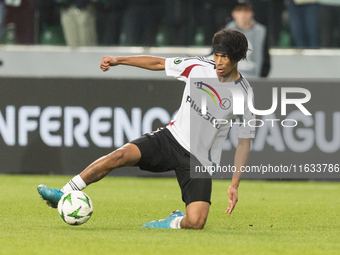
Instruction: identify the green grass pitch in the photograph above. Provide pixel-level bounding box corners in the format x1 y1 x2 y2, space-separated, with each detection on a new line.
1 175 340 255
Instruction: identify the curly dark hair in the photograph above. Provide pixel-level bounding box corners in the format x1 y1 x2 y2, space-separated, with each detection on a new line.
212 29 248 63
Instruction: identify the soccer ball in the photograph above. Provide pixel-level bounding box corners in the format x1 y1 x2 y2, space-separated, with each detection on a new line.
57 191 93 225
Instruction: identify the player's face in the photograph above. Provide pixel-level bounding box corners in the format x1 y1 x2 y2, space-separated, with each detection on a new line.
213 53 238 79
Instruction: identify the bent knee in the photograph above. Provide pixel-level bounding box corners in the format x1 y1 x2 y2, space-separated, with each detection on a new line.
187 215 207 229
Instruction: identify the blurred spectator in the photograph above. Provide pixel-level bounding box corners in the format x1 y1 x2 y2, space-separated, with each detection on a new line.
4 0 34 44
96 0 126 46
56 0 97 46
121 0 162 46
286 0 319 48
319 0 340 48
0 0 4 41
225 1 270 77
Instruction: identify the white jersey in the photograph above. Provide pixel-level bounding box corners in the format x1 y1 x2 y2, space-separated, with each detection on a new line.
165 57 255 168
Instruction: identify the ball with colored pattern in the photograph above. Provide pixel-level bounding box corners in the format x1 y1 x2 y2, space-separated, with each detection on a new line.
57 191 93 225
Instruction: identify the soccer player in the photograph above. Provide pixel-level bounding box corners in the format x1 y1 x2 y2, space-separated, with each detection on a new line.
38 29 255 229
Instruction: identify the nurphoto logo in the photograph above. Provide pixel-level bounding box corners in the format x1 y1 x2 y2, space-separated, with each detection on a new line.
198 82 312 128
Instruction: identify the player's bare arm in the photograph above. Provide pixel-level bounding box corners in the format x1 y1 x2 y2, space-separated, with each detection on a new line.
226 138 251 216
100 56 166 72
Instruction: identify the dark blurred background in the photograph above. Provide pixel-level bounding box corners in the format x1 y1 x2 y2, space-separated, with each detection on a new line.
1 0 339 48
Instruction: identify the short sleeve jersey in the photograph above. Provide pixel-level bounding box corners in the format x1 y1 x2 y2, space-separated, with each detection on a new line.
165 57 255 168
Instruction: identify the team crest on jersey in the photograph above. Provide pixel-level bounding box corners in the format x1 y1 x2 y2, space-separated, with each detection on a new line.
174 58 183 64
219 98 231 110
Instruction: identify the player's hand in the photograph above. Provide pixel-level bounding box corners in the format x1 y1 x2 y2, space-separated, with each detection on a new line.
225 186 238 216
100 56 118 72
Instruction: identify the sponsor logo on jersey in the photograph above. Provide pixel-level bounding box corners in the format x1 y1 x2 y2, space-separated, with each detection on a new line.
186 95 220 129
195 81 222 106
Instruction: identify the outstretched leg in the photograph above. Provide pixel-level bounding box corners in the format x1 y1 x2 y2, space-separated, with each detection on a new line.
79 143 141 185
38 143 141 207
